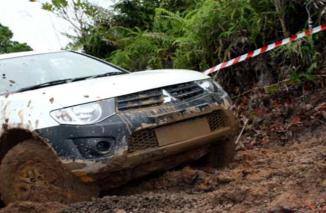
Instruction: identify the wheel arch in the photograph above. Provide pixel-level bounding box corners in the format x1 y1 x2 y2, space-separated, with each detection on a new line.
0 128 55 162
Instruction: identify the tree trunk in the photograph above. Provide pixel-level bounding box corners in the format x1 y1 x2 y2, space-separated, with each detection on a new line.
273 0 289 37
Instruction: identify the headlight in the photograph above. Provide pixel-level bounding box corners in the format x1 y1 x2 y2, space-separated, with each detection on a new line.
196 79 217 93
196 79 232 107
196 79 226 95
50 99 115 125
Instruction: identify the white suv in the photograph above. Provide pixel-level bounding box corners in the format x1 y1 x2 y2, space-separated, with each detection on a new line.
0 51 238 204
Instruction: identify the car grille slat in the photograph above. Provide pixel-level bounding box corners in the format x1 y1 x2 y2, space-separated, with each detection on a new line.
118 90 162 104
117 82 205 111
170 88 204 100
118 98 164 110
118 89 164 111
165 82 204 101
165 83 199 93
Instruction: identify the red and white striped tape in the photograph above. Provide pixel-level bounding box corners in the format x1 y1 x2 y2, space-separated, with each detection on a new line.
204 24 326 75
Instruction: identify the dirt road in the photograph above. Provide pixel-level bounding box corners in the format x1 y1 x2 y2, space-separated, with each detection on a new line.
62 125 326 213
1 87 325 213
3 125 324 213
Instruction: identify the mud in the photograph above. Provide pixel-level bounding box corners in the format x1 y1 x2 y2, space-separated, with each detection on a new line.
61 125 326 213
0 87 325 212
0 202 67 213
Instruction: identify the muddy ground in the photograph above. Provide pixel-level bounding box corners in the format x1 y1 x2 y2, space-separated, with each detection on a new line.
66 126 326 213
2 125 324 213
1 87 325 213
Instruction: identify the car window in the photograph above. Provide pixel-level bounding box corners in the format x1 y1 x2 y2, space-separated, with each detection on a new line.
0 52 125 94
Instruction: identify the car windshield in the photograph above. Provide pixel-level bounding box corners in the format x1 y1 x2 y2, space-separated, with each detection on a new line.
0 51 126 94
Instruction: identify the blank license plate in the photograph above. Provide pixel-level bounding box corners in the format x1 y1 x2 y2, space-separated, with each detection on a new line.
155 117 210 146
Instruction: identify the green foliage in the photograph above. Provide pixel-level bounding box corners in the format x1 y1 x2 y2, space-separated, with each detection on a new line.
112 0 201 29
43 0 113 58
112 0 160 29
42 0 98 36
109 28 174 70
174 0 265 70
42 0 68 11
272 36 320 85
0 24 32 54
109 7 186 70
45 0 326 94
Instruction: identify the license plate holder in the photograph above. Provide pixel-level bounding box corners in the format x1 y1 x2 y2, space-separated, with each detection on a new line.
155 117 210 146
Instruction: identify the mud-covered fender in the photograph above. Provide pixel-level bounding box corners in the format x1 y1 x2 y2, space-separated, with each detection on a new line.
0 127 59 164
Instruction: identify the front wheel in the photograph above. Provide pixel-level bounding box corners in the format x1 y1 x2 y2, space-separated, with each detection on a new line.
207 137 236 168
0 140 98 204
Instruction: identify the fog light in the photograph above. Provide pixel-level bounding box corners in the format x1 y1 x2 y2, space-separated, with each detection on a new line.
95 141 112 154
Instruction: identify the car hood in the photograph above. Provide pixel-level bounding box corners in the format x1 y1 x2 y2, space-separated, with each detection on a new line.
2 69 208 108
0 69 209 131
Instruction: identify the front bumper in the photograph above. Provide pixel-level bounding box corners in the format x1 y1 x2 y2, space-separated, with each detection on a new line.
37 94 238 183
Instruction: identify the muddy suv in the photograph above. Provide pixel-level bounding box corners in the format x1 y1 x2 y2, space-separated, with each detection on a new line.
0 51 238 204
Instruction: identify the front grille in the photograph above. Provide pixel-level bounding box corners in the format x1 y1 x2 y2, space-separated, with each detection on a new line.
207 110 227 131
128 129 159 153
128 110 227 153
117 82 205 111
118 89 164 111
165 82 204 101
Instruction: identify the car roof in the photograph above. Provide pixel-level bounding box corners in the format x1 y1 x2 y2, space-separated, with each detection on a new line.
0 50 66 60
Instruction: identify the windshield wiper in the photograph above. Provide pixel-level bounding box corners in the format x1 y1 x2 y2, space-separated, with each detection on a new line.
15 77 87 93
15 72 125 93
86 72 125 79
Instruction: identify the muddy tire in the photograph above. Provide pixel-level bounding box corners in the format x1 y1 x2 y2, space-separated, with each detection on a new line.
207 137 236 168
0 140 98 204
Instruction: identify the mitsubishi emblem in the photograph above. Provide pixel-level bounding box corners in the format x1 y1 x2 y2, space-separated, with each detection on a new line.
162 89 177 103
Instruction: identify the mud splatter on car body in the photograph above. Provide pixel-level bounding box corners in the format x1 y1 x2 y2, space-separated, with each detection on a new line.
0 51 238 203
